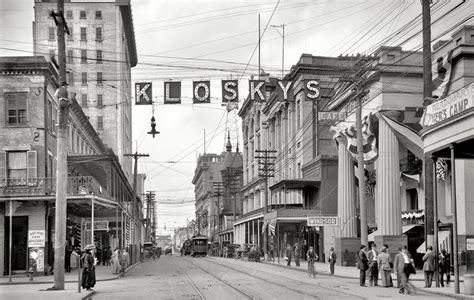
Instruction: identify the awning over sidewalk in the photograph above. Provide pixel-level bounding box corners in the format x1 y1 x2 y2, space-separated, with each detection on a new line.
368 224 419 242
416 230 450 253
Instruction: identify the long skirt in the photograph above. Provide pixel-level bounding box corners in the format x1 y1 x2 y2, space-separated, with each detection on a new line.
380 269 392 287
82 267 96 289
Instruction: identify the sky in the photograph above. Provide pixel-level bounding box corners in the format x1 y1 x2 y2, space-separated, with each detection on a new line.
0 0 471 235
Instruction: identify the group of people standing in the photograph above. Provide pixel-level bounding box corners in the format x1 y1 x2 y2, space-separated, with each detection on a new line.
111 247 130 275
357 243 451 295
285 243 302 267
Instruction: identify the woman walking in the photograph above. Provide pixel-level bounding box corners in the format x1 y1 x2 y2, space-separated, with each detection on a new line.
111 248 121 275
81 244 96 291
306 246 318 277
377 247 393 287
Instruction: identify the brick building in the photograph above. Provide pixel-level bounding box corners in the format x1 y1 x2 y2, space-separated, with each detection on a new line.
32 0 137 181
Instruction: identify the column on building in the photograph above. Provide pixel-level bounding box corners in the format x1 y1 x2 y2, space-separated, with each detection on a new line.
337 139 357 237
376 117 401 235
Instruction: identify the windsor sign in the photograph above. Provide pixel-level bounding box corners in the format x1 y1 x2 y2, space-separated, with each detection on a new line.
135 79 320 105
307 216 339 227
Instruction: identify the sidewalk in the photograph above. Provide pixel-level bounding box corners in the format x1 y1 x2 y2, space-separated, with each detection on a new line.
0 263 139 300
261 256 474 299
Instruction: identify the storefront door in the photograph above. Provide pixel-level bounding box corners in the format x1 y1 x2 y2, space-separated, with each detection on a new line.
4 216 28 273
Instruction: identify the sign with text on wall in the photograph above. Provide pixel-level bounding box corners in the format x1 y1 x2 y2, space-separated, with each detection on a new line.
307 216 338 227
28 230 45 248
85 221 109 231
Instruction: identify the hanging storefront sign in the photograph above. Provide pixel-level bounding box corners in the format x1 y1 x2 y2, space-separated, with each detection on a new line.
304 80 320 101
277 81 293 101
135 82 152 105
164 81 181 104
193 81 211 103
307 216 338 227
222 80 238 103
249 80 266 101
28 230 45 247
85 220 109 231
318 111 347 121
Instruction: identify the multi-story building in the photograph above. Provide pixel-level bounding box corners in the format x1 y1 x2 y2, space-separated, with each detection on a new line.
192 153 225 239
0 56 140 275
33 0 137 181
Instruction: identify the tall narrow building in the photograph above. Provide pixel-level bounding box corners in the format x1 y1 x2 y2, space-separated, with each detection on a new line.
33 0 137 181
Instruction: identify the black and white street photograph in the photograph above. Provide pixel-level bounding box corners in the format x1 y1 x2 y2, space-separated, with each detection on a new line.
1 0 474 299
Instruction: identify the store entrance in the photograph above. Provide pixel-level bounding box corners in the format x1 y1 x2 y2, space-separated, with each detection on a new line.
4 216 28 274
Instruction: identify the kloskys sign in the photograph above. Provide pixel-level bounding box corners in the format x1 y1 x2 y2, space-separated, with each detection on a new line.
422 83 474 127
135 79 320 105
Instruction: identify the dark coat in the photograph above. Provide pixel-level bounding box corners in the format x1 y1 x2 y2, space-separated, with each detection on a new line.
357 250 368 271
423 251 436 271
81 252 96 289
393 252 405 275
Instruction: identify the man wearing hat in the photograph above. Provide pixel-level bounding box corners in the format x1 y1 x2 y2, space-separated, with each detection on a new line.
81 244 96 291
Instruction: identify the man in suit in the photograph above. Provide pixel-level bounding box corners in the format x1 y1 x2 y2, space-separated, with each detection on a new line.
294 243 301 267
357 245 369 287
329 247 336 275
423 245 436 287
367 243 379 286
393 247 406 290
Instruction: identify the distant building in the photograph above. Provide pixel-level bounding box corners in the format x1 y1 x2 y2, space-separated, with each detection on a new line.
32 0 137 182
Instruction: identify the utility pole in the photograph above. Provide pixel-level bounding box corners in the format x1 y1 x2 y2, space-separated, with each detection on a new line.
258 14 261 79
51 0 70 290
271 24 286 79
255 149 277 260
145 191 155 242
212 182 224 243
124 151 149 263
421 0 437 289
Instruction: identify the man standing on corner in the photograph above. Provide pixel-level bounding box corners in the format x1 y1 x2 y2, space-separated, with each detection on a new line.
394 247 405 290
294 243 301 267
357 245 369 287
423 245 436 288
367 243 379 286
329 247 336 275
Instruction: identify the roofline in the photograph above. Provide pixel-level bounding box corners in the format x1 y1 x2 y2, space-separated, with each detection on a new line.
118 3 137 67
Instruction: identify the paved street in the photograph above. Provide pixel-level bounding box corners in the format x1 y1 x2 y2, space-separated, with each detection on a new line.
87 256 448 300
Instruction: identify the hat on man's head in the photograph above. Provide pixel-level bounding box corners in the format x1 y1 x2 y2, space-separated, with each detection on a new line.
84 244 95 251
60 81 68 86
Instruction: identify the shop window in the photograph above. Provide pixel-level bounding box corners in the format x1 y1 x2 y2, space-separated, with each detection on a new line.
6 93 27 125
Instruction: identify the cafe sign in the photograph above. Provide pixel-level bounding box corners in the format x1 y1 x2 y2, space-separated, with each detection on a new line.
422 83 474 127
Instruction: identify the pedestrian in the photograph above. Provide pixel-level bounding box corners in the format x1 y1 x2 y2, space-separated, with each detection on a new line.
367 243 379 286
65 243 72 272
294 243 300 267
393 247 405 290
383 244 394 287
120 248 129 276
377 247 392 287
357 245 369 287
328 247 336 275
111 248 120 275
306 246 318 277
439 249 451 287
70 247 80 270
285 244 292 266
423 245 436 287
81 244 96 291
400 246 416 294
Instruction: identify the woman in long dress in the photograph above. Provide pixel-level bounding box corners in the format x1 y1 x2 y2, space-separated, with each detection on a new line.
111 248 120 275
81 244 96 291
377 247 393 287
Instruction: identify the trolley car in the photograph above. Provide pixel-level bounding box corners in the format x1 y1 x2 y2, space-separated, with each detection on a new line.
190 234 208 257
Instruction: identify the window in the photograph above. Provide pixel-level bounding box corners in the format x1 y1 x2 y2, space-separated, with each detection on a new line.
80 10 86 19
66 10 73 19
97 94 103 107
95 27 102 41
7 152 27 180
95 10 102 19
81 49 87 64
0 151 37 185
49 27 55 40
6 93 27 124
80 27 87 41
67 27 73 41
67 71 74 86
97 72 103 85
81 94 88 106
97 116 103 130
96 50 102 64
67 49 73 63
81 72 87 85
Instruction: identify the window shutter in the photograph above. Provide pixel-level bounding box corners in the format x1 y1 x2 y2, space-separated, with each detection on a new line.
0 151 6 182
27 151 37 180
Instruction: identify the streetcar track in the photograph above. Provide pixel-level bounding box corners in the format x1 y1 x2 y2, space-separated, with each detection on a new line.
202 257 367 300
174 258 206 300
178 257 254 300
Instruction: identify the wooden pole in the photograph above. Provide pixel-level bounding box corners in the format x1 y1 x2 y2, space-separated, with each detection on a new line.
8 199 12 282
432 157 439 287
356 95 367 246
450 144 459 294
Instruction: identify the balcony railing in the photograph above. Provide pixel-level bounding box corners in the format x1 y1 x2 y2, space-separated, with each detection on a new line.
0 176 111 199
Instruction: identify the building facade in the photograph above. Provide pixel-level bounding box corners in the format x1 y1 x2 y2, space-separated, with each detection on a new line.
33 0 137 181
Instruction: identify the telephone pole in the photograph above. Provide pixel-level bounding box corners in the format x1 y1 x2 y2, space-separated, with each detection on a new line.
255 149 277 260
145 191 155 242
212 182 224 243
124 151 149 263
51 0 70 290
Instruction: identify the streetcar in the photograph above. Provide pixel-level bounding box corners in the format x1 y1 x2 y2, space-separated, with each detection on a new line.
143 242 154 259
181 239 192 256
190 234 208 257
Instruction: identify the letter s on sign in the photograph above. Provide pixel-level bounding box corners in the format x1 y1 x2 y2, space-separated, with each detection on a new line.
33 132 40 142
306 80 320 99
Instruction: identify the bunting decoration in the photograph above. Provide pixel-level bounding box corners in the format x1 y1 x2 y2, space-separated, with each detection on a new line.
269 218 276 236
432 50 453 99
436 158 447 181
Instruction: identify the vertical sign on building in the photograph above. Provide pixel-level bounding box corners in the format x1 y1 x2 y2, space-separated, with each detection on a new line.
164 81 182 104
193 81 211 103
221 80 239 103
304 79 320 101
249 80 266 102
135 82 153 105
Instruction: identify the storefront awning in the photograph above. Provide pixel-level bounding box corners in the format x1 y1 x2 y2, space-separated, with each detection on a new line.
269 179 320 191
416 230 450 253
368 225 419 242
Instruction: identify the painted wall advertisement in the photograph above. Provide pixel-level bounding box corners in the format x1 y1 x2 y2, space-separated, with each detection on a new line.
29 247 44 272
